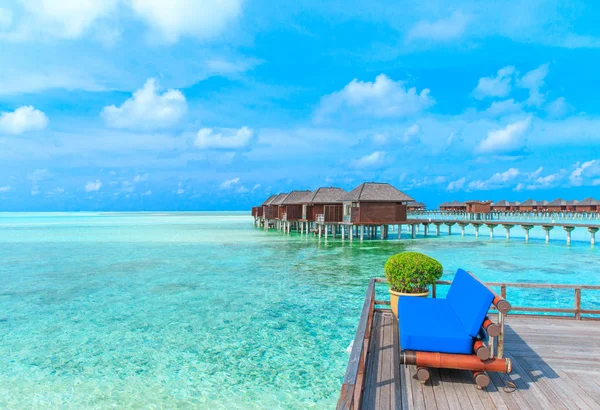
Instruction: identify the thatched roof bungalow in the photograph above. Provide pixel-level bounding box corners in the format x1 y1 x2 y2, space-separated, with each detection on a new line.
491 200 510 211
407 201 426 210
280 190 312 221
439 200 466 211
301 187 347 223
341 182 414 224
269 193 289 220
574 198 599 212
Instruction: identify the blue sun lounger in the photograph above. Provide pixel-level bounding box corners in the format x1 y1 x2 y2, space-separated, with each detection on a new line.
398 269 512 388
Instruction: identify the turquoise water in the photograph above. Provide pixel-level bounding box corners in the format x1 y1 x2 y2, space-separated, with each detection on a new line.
1 213 599 409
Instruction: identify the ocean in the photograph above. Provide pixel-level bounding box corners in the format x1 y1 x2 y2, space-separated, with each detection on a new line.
1 212 598 408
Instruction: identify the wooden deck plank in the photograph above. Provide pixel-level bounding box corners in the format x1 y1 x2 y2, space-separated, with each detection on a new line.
430 368 450 410
360 313 600 410
506 355 559 409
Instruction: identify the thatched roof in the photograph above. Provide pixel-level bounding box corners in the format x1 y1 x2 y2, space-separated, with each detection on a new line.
492 200 510 206
520 199 537 206
566 200 579 205
465 200 492 204
509 201 521 206
270 193 289 205
281 190 312 205
439 200 466 207
261 194 277 206
578 197 600 206
407 201 426 208
306 187 347 204
341 182 414 202
547 198 567 206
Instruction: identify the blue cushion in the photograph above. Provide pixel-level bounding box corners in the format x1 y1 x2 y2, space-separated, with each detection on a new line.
446 269 494 337
398 297 473 354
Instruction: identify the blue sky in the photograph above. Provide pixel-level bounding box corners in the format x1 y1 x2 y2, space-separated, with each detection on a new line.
1 0 600 211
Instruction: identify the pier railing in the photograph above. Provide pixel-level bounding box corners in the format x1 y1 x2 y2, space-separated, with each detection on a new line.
338 277 600 409
433 280 600 319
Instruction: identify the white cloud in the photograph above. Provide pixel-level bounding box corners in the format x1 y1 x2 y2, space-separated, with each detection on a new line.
446 177 466 192
2 1 241 43
467 168 520 191
518 63 549 106
372 133 388 144
517 170 566 190
84 180 102 192
315 74 434 121
6 0 118 40
101 78 187 129
351 151 385 168
251 184 261 192
176 183 185 195
473 66 515 99
0 106 49 134
570 160 600 186
484 99 523 117
142 190 152 196
402 124 420 143
545 97 570 118
476 118 531 154
0 7 13 30
195 126 253 149
129 0 242 43
407 11 469 42
133 173 149 182
0 185 10 193
220 177 240 189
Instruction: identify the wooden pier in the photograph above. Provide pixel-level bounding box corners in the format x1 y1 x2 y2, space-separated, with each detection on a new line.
338 279 600 410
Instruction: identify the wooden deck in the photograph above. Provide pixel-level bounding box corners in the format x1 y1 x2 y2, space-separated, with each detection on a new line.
361 311 600 410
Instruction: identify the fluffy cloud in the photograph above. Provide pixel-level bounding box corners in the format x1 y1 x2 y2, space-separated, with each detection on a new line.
402 124 420 142
2 0 241 42
473 66 515 99
516 170 566 191
351 151 385 168
195 126 253 149
133 173 149 182
219 177 240 189
11 0 118 39
407 11 470 42
0 106 49 134
518 64 549 106
467 168 520 191
476 118 530 154
0 185 11 193
84 180 102 192
484 99 523 117
101 78 187 129
316 74 434 121
570 160 600 186
129 0 242 43
446 177 466 192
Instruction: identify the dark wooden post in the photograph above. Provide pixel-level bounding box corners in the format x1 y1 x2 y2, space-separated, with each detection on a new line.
575 288 581 320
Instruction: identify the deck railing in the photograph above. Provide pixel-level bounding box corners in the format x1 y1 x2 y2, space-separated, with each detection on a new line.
337 277 600 409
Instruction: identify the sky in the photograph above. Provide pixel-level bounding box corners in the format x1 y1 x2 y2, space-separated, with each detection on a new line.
1 0 600 211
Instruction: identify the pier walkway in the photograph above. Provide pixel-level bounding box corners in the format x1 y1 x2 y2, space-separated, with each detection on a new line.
361 311 600 410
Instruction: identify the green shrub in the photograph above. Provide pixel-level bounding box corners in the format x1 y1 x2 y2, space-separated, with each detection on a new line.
384 252 443 293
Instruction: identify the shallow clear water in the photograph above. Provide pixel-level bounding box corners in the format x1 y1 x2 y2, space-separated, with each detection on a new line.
0 213 598 409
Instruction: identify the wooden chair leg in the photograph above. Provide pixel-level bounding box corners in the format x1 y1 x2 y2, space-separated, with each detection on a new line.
417 367 430 384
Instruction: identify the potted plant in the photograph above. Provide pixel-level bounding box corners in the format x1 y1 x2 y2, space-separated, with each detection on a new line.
384 252 443 318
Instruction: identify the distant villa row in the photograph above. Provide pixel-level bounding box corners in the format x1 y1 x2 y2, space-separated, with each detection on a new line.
251 182 415 226
438 198 600 213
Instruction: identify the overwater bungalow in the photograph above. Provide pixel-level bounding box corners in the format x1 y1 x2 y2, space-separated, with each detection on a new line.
491 200 510 211
439 200 466 211
265 193 287 221
262 194 279 220
465 200 492 213
566 199 579 212
304 187 347 223
341 182 414 225
508 200 520 211
574 197 599 212
407 201 426 211
280 190 312 221
547 198 567 212
271 193 290 220
518 199 537 212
